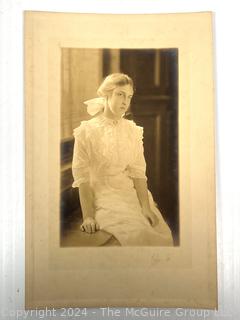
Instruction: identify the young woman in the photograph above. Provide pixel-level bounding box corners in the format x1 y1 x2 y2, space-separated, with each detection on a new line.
72 73 173 246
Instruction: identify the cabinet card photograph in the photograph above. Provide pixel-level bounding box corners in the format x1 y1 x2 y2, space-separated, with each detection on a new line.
25 11 217 309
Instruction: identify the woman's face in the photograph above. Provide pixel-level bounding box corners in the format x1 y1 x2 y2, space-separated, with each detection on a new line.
106 84 134 118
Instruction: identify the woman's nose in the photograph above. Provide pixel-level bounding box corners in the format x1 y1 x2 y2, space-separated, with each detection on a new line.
123 96 127 104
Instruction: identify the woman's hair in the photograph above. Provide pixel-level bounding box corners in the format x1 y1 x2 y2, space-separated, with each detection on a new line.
97 73 134 97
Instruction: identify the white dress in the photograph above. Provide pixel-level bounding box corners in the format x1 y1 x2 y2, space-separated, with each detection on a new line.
72 114 173 246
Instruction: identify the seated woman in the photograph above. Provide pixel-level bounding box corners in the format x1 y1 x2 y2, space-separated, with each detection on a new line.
72 73 173 246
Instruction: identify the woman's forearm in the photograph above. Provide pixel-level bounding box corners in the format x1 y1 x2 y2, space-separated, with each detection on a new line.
78 182 95 220
132 178 150 209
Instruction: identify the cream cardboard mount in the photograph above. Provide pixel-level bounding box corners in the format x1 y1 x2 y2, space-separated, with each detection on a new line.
25 11 217 309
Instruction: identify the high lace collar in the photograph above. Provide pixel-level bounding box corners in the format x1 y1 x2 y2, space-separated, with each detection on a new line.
96 113 124 127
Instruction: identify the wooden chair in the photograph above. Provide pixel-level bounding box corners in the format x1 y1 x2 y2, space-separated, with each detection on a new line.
61 229 120 247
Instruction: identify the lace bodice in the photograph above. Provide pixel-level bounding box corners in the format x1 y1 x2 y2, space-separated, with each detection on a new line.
72 114 147 188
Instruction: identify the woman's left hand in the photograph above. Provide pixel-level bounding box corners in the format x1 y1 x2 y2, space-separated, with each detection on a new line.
142 208 158 227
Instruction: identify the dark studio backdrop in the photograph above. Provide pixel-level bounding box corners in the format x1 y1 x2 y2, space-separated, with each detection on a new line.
60 48 179 245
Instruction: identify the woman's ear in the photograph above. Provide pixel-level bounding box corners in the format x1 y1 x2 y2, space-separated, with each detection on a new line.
105 93 112 105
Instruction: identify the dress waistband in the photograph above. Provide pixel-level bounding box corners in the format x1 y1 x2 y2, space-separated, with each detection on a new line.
92 169 129 178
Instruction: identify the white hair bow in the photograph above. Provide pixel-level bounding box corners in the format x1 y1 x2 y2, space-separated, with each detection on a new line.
83 97 106 116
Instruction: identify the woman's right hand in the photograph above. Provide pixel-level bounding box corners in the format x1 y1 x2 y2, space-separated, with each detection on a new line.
80 217 100 234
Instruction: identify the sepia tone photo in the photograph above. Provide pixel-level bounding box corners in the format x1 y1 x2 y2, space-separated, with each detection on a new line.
25 11 217 309
60 48 179 247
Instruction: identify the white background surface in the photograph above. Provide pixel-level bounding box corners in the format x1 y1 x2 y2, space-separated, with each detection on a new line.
0 0 239 319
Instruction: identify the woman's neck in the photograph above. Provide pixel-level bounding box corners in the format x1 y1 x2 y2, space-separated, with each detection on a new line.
102 108 121 120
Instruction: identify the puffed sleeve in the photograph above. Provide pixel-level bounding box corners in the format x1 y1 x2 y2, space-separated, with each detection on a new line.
127 125 148 180
72 122 90 187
